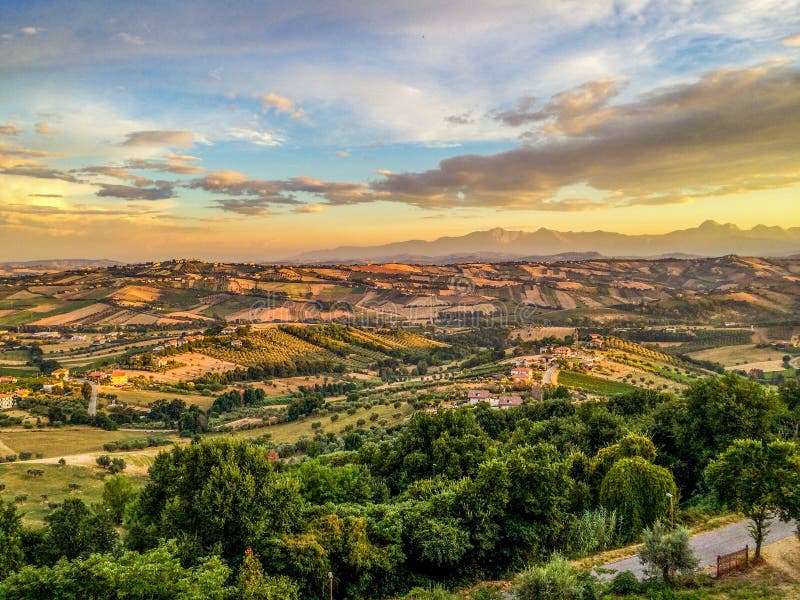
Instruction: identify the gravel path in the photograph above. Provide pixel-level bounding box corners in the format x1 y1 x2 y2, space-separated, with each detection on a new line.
596 518 797 580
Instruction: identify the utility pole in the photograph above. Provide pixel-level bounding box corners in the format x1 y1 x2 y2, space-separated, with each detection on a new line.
327 571 333 600
666 492 674 532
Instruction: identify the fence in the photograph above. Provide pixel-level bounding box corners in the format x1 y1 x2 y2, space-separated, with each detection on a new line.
716 545 749 578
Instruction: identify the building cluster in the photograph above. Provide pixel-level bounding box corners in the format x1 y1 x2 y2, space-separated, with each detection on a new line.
466 389 525 409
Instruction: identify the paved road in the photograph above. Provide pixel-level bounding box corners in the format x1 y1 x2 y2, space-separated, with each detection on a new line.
77 379 99 416
543 364 560 385
597 518 797 580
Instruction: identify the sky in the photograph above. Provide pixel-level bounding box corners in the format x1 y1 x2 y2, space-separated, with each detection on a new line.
0 0 799 262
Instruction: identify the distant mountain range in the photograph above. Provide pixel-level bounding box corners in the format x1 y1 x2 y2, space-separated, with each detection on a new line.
0 259 121 276
289 221 800 263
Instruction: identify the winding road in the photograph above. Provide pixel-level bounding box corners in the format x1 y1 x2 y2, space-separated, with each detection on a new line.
596 517 797 580
543 363 560 386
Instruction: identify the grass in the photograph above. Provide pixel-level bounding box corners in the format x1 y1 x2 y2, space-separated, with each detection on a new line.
111 388 216 411
0 462 145 525
0 427 162 458
687 344 786 367
229 400 413 444
558 371 639 395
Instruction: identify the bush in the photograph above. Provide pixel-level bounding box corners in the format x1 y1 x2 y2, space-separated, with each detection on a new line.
638 521 698 587
514 555 597 600
18 451 32 460
609 571 640 595
470 583 504 600
96 454 111 467
566 507 619 557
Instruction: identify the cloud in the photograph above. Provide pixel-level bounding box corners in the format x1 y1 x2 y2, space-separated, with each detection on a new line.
259 92 305 119
190 171 380 213
370 63 800 210
34 121 52 135
227 128 283 146
115 32 148 45
163 153 201 162
0 123 21 136
444 112 474 125
211 198 273 216
120 130 195 147
782 33 800 46
28 193 64 198
1 166 78 182
20 26 41 36
96 182 174 201
2 202 157 217
336 150 349 157
77 165 152 187
292 204 326 214
491 80 620 135
126 157 205 174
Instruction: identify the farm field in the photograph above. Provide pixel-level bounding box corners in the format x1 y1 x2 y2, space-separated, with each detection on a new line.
122 352 240 383
109 388 217 411
557 370 640 396
231 399 414 445
0 463 149 525
0 427 155 459
688 344 789 369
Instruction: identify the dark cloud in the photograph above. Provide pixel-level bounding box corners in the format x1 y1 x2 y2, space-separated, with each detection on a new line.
2 203 157 217
444 112 474 125
1 166 78 182
120 130 195 147
210 198 273 216
96 182 174 201
78 166 152 187
373 63 800 210
0 123 21 136
28 193 64 198
489 95 542 126
189 171 379 209
126 157 204 174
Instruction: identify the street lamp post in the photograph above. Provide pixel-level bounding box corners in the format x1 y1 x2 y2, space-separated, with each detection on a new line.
666 492 674 532
327 571 333 600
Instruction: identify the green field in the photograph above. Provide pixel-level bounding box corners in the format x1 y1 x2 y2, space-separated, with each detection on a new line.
0 463 147 525
558 371 639 395
688 344 787 367
0 427 165 459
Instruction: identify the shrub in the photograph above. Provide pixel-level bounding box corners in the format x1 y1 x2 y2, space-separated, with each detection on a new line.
14 494 27 503
470 583 504 600
609 571 640 595
514 555 597 600
96 454 111 467
566 507 619 557
638 521 698 587
18 451 33 460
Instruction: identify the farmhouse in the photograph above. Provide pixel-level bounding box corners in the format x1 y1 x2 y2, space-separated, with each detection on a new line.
553 346 573 358
87 371 110 382
13 388 30 399
467 389 492 404
110 370 128 386
511 366 533 384
491 395 524 409
0 376 18 384
0 393 14 410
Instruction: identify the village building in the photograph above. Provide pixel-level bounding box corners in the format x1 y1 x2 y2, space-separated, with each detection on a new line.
510 366 533 384
467 389 492 404
553 346 573 358
0 393 14 410
491 395 524 409
110 370 128 386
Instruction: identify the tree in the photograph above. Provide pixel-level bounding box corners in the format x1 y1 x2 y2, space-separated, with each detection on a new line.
102 474 136 525
513 555 597 600
0 541 232 599
44 498 117 561
652 374 780 494
638 520 698 586
81 382 93 403
705 439 800 558
126 439 302 565
238 548 300 600
0 498 25 578
600 457 677 541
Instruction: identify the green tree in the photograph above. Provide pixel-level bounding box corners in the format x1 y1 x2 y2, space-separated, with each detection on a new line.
600 457 677 541
238 548 300 600
44 498 117 561
705 439 800 558
81 382 93 403
102 474 136 525
126 439 302 565
0 498 25 578
638 520 698 586
0 541 232 599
